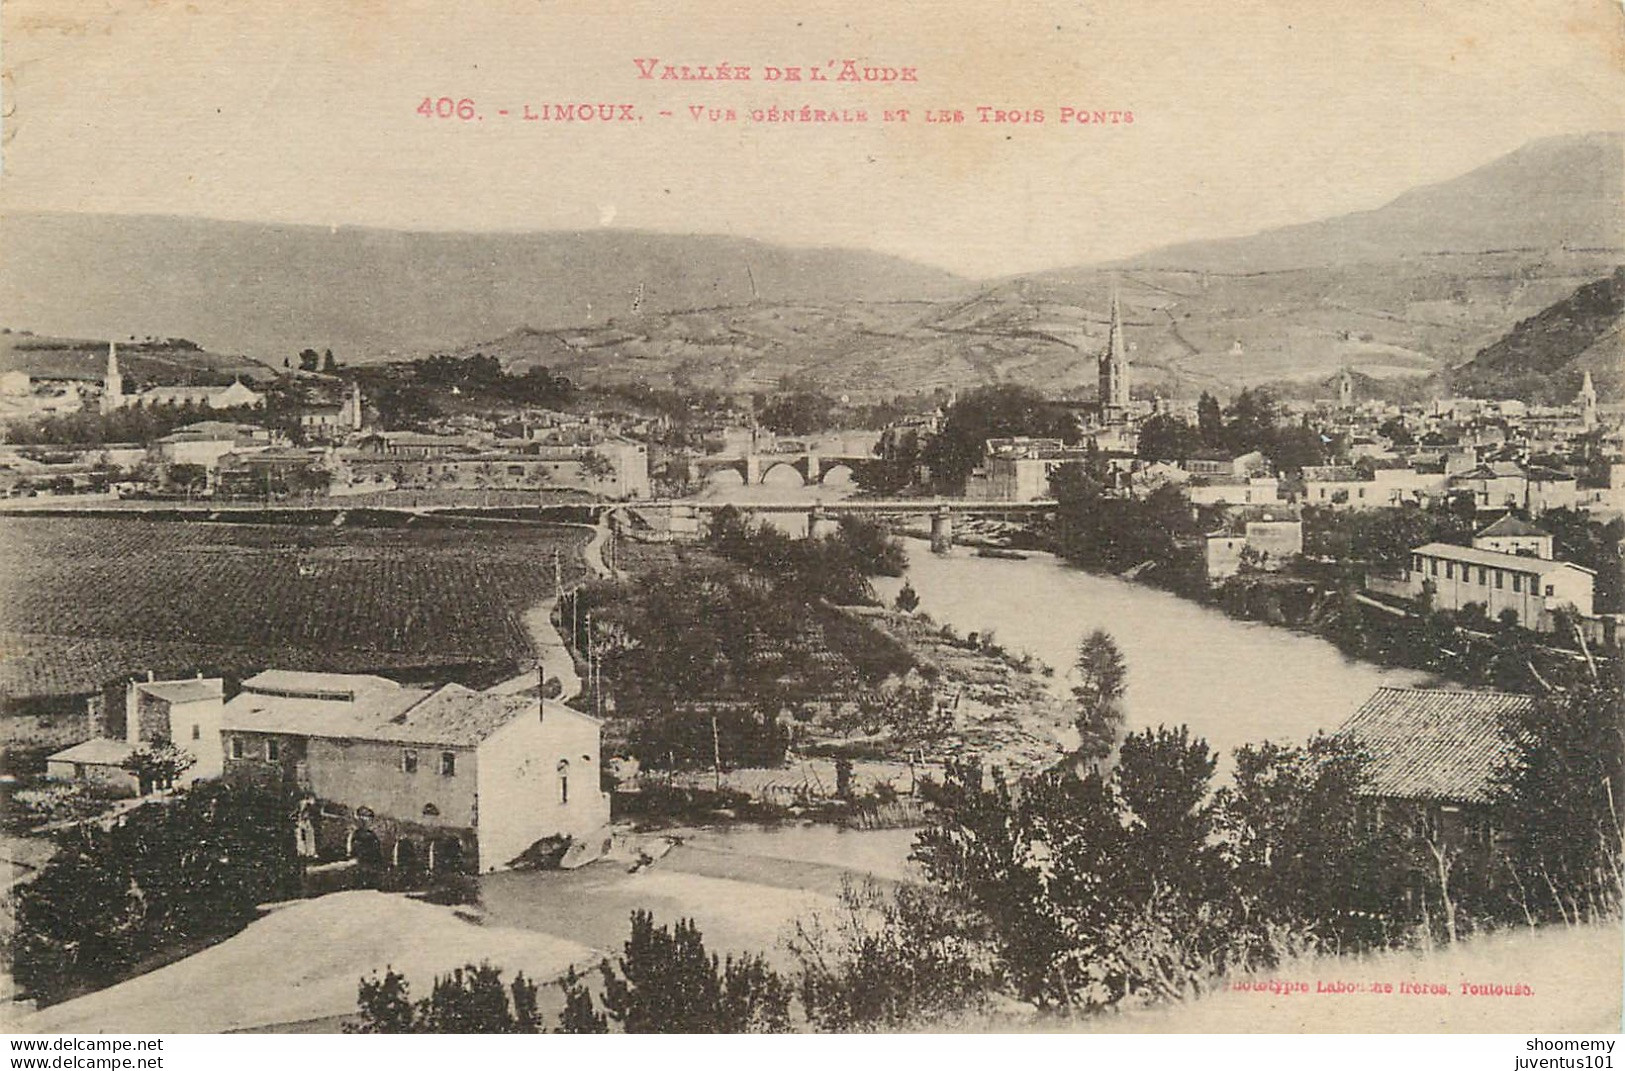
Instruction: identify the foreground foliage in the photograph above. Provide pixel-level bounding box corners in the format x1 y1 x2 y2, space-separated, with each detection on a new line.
5 781 302 1005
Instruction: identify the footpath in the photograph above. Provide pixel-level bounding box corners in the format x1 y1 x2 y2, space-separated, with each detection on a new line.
487 509 621 701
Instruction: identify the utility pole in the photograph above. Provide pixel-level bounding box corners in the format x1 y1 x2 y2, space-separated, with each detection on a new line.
711 715 722 791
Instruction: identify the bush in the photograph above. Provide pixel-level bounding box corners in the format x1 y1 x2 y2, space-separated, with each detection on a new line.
790 879 999 1030
6 780 302 1004
596 911 791 1033
347 963 541 1033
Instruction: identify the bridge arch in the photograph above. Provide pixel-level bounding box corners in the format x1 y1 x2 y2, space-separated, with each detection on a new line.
820 464 855 486
760 462 806 488
704 467 747 489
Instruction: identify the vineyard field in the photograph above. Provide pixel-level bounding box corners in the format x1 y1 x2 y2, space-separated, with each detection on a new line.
0 515 592 700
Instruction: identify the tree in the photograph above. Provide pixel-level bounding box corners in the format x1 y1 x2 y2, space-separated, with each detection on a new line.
8 781 302 1004
321 349 338 374
597 911 791 1033
166 463 208 495
578 450 616 485
555 966 608 1033
758 391 837 435
119 740 196 795
1217 734 1412 950
1196 392 1224 447
298 348 321 373
1135 414 1204 462
790 880 999 1030
1222 388 1278 455
922 384 1076 491
348 963 541 1033
1491 673 1624 924
1378 416 1414 446
894 581 921 613
912 732 1232 1011
1072 630 1127 763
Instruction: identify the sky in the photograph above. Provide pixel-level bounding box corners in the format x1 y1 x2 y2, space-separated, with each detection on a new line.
2 0 1622 278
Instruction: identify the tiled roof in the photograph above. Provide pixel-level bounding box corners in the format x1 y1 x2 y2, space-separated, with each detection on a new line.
49 737 136 766
1338 687 1536 804
222 682 545 746
369 684 536 746
1413 542 1595 576
1475 515 1549 539
240 670 400 700
136 678 224 705
221 685 432 739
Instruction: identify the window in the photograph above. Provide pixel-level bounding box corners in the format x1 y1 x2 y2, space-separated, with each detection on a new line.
1495 570 1503 590
191 723 201 741
1478 567 1487 585
1513 574 1522 593
558 759 570 805
440 751 456 777
1544 584 1554 596
1430 559 1439 576
402 749 419 774
230 737 246 760
267 738 281 761
1445 562 1454 580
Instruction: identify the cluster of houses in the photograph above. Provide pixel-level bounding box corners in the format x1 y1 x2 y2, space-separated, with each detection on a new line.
1 345 654 500
46 670 610 874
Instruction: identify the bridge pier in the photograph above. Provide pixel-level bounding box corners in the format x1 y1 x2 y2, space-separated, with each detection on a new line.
745 453 761 485
808 505 840 540
930 507 954 554
806 450 820 485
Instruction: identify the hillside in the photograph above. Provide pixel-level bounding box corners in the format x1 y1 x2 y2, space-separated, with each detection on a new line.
447 134 1623 400
0 214 967 365
2 134 1618 401
1452 267 1625 402
1115 132 1624 273
445 248 1618 401
0 332 276 386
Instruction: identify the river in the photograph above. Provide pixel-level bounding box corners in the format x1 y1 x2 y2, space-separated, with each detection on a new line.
874 539 1438 766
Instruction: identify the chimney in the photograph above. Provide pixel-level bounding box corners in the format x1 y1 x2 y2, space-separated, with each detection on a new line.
147 669 155 682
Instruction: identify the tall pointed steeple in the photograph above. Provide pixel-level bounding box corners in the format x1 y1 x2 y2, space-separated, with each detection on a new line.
1580 369 1598 428
1098 289 1130 414
101 342 124 414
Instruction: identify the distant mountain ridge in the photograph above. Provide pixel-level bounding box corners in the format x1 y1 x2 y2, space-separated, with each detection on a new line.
2 132 1620 400
1112 132 1623 273
0 215 967 364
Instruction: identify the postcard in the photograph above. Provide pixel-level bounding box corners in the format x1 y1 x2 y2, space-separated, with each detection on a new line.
1 0 1621 1041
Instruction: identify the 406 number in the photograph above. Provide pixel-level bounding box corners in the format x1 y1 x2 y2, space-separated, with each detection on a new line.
417 97 477 120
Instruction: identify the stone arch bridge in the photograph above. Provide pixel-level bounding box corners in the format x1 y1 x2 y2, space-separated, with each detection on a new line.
692 450 881 489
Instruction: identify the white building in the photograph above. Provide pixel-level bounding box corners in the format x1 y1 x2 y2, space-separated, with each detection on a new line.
46 675 226 793
1472 515 1554 560
1405 542 1595 630
220 670 609 872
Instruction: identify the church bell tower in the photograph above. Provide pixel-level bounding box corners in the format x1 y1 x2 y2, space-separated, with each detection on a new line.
100 342 124 414
1098 292 1131 419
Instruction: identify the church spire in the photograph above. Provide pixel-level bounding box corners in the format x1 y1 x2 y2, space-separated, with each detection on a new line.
1099 289 1130 415
101 342 124 414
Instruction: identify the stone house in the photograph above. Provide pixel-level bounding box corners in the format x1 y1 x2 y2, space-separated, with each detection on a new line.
1338 686 1536 850
219 670 608 873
